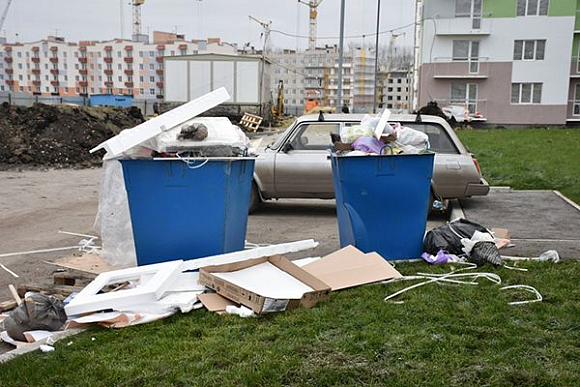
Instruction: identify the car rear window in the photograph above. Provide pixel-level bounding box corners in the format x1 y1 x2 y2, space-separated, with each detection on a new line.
343 121 458 154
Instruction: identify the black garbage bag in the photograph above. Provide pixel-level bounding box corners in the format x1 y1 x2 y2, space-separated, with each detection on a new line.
469 241 503 267
423 218 489 255
4 293 67 342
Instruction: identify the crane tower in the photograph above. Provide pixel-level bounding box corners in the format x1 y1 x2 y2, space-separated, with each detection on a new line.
298 0 323 51
133 0 144 37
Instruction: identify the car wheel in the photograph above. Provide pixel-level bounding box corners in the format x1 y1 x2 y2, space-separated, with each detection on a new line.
249 182 261 214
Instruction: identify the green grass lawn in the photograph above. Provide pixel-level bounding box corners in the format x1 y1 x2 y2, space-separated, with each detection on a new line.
1 261 579 386
456 128 580 204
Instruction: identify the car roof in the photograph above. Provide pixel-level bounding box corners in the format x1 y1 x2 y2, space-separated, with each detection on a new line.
294 113 451 127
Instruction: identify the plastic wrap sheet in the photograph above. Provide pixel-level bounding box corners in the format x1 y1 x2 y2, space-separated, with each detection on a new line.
93 159 137 267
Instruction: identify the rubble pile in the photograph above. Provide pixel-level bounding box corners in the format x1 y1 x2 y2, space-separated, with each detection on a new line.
0 103 144 167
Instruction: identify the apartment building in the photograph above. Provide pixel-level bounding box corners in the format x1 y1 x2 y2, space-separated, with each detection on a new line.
418 0 578 125
0 32 236 99
268 45 376 113
379 69 411 112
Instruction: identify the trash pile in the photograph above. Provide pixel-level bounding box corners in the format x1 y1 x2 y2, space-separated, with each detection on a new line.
0 241 403 350
331 109 430 155
0 103 144 167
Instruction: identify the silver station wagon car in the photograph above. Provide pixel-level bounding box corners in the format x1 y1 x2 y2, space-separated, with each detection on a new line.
250 113 489 212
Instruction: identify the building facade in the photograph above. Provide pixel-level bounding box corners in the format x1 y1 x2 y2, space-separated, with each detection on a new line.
379 69 411 112
419 0 578 125
268 46 376 114
0 33 236 100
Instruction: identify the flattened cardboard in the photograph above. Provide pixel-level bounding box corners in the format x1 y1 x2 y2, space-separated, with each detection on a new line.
492 228 511 240
302 245 402 291
199 255 330 314
198 293 237 312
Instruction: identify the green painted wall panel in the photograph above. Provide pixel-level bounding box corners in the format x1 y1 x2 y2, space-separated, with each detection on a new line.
484 0 576 18
549 0 576 16
483 0 516 18
573 34 580 59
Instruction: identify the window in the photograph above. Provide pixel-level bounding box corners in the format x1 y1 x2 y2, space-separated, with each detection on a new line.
290 123 340 150
149 51 154 57
511 83 542 104
573 84 580 115
118 64 122 69
139 64 144 70
139 51 144 57
517 0 549 16
118 76 122 81
453 40 480 72
451 82 478 113
514 40 545 60
150 76 154 82
149 64 154 70
150 88 155 94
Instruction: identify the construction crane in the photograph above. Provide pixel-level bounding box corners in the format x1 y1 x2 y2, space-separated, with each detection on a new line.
298 0 323 51
132 0 144 37
0 0 13 33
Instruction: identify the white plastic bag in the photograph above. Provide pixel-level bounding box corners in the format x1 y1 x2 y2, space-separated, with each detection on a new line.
394 124 429 147
143 117 249 153
339 124 373 143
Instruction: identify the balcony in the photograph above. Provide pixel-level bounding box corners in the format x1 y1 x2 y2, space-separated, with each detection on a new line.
178 44 187 50
79 81 88 87
31 57 40 63
124 45 133 51
124 69 134 75
6 80 15 85
156 81 164 88
5 68 13 74
51 80 59 86
432 57 489 79
50 46 58 51
104 46 113 51
79 46 87 52
32 80 41 86
156 56 164 63
104 57 113 63
49 57 59 63
78 57 87 63
434 17 492 36
31 46 39 51
4 46 11 52
156 69 164 75
104 81 113 87
104 69 113 75
124 57 133 63
4 57 12 63
32 69 40 75
156 44 165 50
79 69 88 75
125 81 134 87
50 69 59 75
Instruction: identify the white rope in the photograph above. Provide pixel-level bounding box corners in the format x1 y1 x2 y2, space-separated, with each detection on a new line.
500 285 543 305
0 264 19 278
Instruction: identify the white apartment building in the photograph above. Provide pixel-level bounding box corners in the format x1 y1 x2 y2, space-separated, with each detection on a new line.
418 0 579 125
379 69 411 112
0 32 236 99
268 45 376 113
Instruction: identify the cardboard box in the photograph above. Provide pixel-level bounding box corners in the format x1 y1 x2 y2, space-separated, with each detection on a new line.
199 255 331 314
302 245 402 291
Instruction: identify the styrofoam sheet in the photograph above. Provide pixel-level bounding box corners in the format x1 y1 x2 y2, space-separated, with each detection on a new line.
212 262 314 299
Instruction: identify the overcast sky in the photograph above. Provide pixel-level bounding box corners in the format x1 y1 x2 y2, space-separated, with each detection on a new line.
1 0 415 50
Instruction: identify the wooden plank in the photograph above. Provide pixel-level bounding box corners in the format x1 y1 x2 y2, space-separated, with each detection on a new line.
0 300 17 312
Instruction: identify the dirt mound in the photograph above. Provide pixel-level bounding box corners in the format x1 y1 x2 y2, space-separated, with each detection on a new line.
0 103 144 168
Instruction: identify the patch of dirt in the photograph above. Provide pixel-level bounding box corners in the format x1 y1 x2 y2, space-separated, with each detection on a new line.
0 103 144 168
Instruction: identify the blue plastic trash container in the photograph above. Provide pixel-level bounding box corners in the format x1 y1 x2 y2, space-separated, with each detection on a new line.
120 158 255 266
331 153 434 260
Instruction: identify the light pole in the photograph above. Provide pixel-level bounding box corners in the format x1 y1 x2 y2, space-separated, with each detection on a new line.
336 0 345 110
372 0 381 113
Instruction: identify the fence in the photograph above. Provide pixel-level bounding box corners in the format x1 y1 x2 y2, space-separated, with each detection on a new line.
0 92 157 116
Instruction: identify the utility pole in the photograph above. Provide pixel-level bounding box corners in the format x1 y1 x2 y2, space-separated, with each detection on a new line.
412 0 423 112
249 15 272 115
336 0 345 110
372 0 381 113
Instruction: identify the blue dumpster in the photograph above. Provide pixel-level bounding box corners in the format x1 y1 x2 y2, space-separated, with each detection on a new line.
120 158 255 266
331 153 434 260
